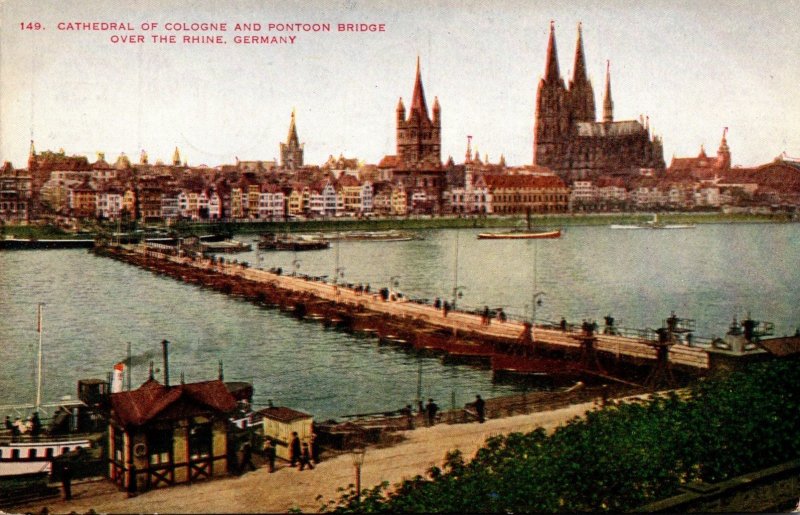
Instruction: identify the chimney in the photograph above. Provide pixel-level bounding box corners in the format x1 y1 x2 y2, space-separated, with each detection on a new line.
161 339 170 387
218 360 224 381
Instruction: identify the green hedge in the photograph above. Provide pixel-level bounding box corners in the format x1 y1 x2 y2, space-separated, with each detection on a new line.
322 358 800 512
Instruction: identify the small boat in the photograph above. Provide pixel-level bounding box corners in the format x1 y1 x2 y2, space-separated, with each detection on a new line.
257 233 330 251
316 230 420 242
478 229 561 240
478 209 561 239
610 214 696 230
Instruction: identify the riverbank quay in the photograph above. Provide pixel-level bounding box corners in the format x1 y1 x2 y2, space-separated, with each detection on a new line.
3 211 794 243
119 211 799 236
14 398 606 514
92 242 723 381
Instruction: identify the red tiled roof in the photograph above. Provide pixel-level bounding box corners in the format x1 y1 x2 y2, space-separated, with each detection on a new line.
110 379 236 427
258 406 313 423
337 174 360 187
378 155 400 168
484 174 566 189
758 336 800 357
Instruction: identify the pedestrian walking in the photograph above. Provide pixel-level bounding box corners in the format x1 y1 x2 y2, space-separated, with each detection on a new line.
239 441 256 473
263 439 276 473
425 398 439 426
30 412 42 437
60 461 73 501
299 442 314 470
310 433 320 464
401 404 414 429
474 394 486 423
289 432 301 467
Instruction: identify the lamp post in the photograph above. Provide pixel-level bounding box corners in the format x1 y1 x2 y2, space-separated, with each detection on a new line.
531 291 546 342
351 446 367 504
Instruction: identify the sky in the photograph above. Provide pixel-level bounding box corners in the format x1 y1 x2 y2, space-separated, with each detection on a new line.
1 0 799 169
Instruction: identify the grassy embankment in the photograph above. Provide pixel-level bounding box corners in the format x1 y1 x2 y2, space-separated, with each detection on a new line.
1 212 794 240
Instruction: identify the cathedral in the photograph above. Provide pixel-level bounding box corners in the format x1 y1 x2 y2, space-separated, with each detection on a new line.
280 109 304 169
533 23 665 180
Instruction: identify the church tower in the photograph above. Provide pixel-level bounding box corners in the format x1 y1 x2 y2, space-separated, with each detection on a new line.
534 21 569 168
396 57 441 169
568 23 596 124
280 109 304 169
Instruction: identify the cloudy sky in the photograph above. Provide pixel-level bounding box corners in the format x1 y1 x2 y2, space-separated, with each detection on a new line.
1 0 798 168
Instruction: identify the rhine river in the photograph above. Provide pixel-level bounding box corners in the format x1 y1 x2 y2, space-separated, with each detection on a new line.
1 223 798 420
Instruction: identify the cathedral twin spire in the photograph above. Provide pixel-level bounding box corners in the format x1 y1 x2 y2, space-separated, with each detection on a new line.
543 21 614 124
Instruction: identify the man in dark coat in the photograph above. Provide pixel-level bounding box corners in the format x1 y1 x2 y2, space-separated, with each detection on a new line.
299 442 314 471
60 461 73 500
239 442 255 473
425 398 439 426
289 432 301 467
474 394 486 423
263 439 276 472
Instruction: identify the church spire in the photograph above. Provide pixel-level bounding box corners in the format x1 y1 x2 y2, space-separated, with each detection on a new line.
409 56 430 121
287 108 299 145
172 147 181 166
717 127 731 169
544 21 561 82
465 135 473 164
602 60 614 123
572 22 588 85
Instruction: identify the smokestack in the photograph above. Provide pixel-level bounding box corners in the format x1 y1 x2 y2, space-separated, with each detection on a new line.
218 360 224 381
161 339 170 387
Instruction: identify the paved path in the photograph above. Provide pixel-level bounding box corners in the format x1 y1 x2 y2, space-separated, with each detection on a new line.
20 400 600 514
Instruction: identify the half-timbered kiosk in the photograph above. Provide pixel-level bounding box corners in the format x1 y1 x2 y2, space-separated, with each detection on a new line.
108 377 236 492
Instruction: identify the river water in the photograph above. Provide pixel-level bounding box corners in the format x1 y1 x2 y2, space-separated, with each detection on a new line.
1 223 798 420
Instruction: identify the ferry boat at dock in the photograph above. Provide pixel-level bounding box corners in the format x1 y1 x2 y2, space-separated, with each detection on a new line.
1 305 94 478
0 436 93 477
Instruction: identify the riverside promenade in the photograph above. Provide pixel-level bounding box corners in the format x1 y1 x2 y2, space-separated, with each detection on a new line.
96 243 711 373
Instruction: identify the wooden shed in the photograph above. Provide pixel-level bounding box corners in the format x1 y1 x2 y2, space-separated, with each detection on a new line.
108 378 236 493
258 406 313 460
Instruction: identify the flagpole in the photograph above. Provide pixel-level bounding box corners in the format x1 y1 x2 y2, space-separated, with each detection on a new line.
35 303 44 413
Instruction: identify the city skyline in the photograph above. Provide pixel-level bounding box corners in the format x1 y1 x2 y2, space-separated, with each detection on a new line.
1 0 799 169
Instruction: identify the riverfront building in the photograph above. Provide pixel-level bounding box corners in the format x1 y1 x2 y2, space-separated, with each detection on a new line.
380 58 446 213
108 377 236 492
485 174 570 214
533 23 665 180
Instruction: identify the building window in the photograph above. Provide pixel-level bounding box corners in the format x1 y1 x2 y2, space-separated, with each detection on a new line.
189 422 212 460
147 427 173 465
114 428 125 462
